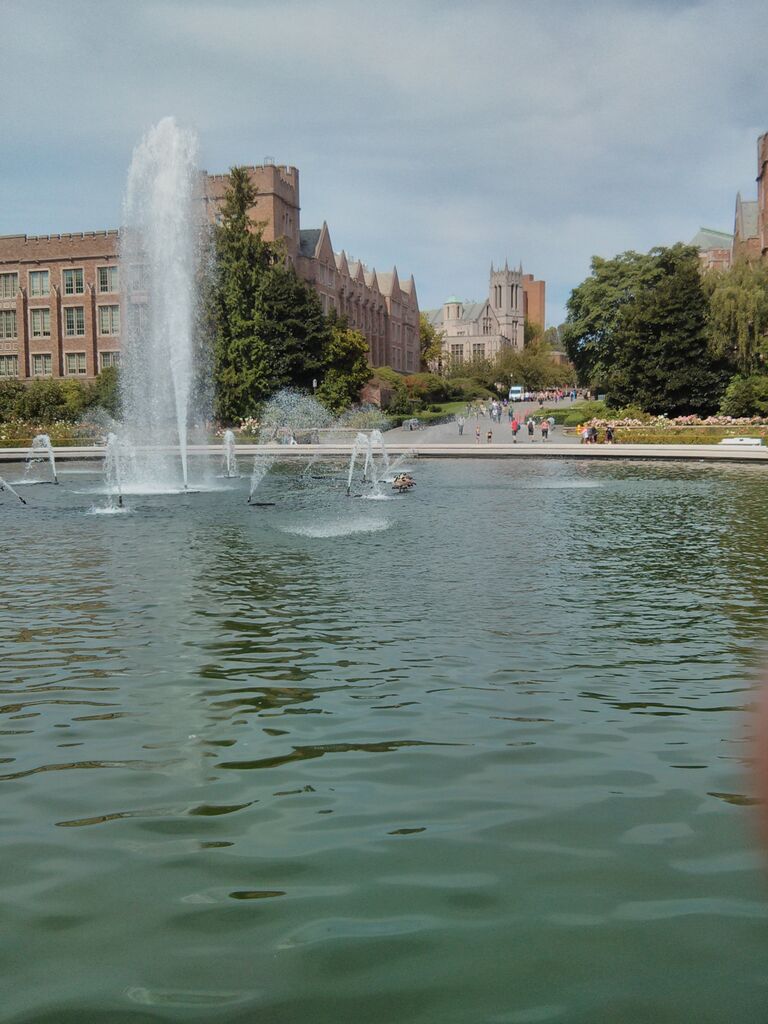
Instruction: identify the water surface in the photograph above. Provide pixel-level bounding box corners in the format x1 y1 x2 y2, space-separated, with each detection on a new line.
2 457 767 1023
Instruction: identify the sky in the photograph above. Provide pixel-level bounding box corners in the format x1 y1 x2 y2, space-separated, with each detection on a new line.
4 0 768 326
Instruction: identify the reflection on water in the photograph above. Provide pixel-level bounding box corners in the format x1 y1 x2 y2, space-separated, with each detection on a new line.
1 458 768 1023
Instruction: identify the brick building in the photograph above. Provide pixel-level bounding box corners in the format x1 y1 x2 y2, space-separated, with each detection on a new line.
0 162 419 381
423 262 546 366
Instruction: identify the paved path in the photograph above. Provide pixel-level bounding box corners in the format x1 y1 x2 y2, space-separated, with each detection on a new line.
384 398 582 446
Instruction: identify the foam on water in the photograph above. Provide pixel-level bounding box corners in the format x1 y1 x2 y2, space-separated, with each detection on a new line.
279 518 390 538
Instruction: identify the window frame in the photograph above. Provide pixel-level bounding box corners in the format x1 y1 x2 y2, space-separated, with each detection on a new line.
29 269 50 297
0 272 19 299
0 308 17 339
0 354 18 377
62 267 85 296
32 353 52 377
63 306 86 337
97 265 118 294
65 351 88 376
97 304 120 336
30 307 51 338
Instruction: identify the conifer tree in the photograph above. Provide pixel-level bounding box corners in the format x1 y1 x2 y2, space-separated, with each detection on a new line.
212 167 275 422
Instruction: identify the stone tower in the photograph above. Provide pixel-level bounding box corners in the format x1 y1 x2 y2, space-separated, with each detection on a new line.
489 260 524 350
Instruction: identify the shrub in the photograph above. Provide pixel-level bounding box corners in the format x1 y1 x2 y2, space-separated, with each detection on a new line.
719 375 768 418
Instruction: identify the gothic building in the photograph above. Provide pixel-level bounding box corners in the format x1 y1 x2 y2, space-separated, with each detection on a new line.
0 162 419 381
423 262 545 366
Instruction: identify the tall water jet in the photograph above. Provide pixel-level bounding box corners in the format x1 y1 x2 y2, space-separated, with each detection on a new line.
105 433 125 508
119 117 201 491
25 434 58 484
222 429 238 478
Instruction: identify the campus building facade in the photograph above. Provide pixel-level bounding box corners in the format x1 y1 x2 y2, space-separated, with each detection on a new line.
423 262 545 366
0 163 419 381
692 132 768 270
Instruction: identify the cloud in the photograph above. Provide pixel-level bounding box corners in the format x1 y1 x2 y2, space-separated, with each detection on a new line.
4 0 768 323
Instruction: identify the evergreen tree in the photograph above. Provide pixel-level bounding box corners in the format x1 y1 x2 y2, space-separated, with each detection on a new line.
603 245 728 414
253 262 330 393
212 166 275 422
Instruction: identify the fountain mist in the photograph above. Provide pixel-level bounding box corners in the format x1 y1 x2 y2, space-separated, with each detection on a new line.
25 434 58 484
119 117 201 490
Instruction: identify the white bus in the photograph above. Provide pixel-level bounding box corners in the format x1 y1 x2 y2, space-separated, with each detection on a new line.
508 384 524 402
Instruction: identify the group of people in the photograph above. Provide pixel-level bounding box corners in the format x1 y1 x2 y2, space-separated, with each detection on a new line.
459 414 555 443
579 424 615 444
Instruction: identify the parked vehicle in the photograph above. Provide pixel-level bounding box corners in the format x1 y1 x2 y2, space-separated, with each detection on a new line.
508 385 524 402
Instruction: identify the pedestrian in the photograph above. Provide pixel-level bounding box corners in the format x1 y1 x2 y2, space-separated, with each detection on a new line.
487 429 493 444
527 418 535 440
475 425 481 444
541 419 549 441
580 425 589 444
457 415 465 436
606 425 614 443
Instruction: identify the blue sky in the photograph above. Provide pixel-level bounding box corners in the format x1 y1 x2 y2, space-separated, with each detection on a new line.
4 0 768 325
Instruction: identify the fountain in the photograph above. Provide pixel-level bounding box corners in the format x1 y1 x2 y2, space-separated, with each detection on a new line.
105 433 125 508
222 430 238 478
248 455 275 506
24 434 58 484
0 475 27 505
119 117 201 492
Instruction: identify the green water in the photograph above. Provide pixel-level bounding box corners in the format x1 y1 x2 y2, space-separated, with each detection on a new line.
2 457 768 1023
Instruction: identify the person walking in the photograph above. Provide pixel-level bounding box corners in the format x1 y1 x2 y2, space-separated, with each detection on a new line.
457 415 465 437
606 425 614 443
487 429 493 444
511 417 519 442
541 418 549 441
475 425 481 444
527 418 535 440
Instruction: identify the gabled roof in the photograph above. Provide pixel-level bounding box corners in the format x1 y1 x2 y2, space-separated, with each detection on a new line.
299 228 321 257
335 250 349 276
691 227 733 250
377 267 400 297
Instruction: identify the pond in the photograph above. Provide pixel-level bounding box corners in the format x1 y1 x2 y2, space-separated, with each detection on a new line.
2 457 767 1023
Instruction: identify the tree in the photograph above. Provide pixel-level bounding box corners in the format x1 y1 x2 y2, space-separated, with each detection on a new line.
719 374 768 417
601 245 728 414
419 312 444 371
316 324 372 413
564 244 728 413
563 250 657 389
253 261 330 393
704 260 768 376
211 166 277 422
524 318 543 346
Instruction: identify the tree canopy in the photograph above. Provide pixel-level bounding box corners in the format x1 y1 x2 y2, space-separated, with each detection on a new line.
564 244 728 414
704 259 768 376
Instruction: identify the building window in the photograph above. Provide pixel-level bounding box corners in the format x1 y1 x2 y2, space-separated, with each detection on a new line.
99 351 121 370
482 318 492 335
0 272 18 299
64 306 86 336
130 264 149 291
128 302 149 336
451 343 464 364
31 308 51 337
65 352 87 375
98 305 120 335
98 266 118 293
63 268 84 295
32 353 52 376
0 355 18 376
29 270 50 297
0 309 17 339
472 343 486 359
